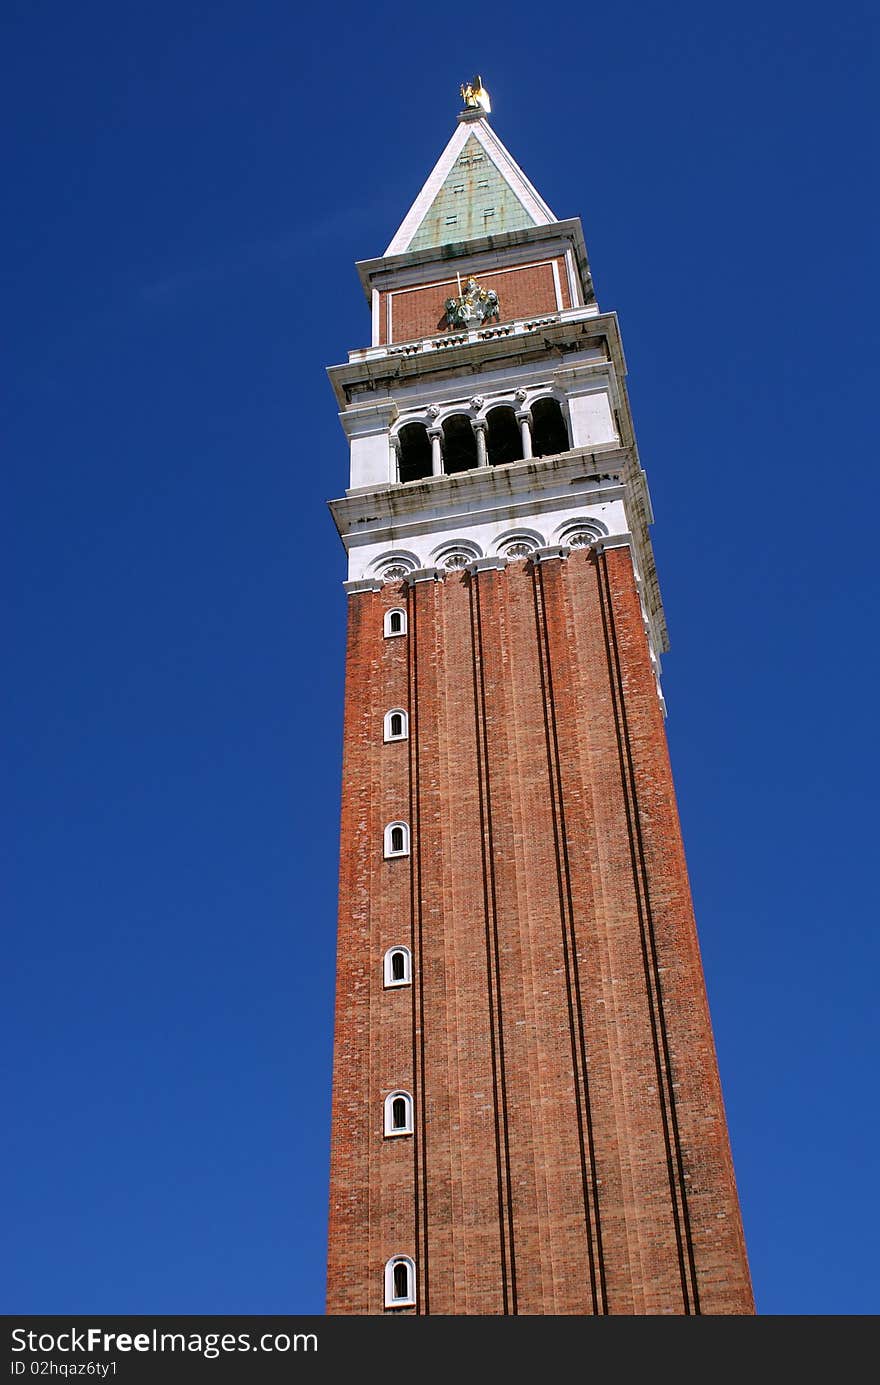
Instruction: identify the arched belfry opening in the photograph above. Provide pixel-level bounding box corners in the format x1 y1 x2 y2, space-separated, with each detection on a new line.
442 414 478 474
486 405 523 466
397 422 432 483
531 397 569 458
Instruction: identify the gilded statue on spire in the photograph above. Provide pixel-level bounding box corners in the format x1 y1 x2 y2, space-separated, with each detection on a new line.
460 75 491 114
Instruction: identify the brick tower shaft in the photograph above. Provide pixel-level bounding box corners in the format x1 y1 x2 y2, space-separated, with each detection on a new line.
325 96 753 1315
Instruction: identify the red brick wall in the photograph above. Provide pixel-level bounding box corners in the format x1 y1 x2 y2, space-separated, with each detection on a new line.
379 257 569 346
326 549 754 1315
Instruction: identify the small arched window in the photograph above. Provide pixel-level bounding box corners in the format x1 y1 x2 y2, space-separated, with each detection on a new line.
384 945 412 988
384 1255 416 1309
384 608 407 638
383 708 409 742
384 1090 414 1137
384 822 410 858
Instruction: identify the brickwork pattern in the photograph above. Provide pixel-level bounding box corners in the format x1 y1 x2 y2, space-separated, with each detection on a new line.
379 257 570 345
326 548 754 1314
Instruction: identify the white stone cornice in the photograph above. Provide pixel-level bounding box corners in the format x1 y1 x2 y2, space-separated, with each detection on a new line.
531 545 568 564
467 555 507 574
342 308 606 375
592 532 634 554
330 449 626 532
552 360 618 398
338 399 399 439
407 566 445 585
327 309 620 411
362 234 590 301
361 219 589 292
343 578 383 595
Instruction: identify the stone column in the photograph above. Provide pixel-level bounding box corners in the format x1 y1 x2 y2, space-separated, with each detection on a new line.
516 409 533 459
390 434 401 483
428 427 443 476
473 419 488 467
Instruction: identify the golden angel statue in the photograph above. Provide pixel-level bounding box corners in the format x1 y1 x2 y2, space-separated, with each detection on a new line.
460 75 491 114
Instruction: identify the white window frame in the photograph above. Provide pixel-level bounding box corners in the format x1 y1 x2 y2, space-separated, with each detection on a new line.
384 607 407 638
383 708 409 742
384 945 412 988
384 822 410 859
384 1255 416 1309
383 1090 414 1137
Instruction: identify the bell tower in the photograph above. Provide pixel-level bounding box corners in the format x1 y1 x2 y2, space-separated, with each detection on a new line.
325 85 753 1315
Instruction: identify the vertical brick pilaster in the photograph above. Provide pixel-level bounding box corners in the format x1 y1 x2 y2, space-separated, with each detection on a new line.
597 546 755 1314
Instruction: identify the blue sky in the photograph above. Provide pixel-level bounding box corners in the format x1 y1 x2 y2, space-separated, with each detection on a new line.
2 0 877 1315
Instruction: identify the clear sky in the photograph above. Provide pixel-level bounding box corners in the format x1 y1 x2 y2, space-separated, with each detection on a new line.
2 0 877 1316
